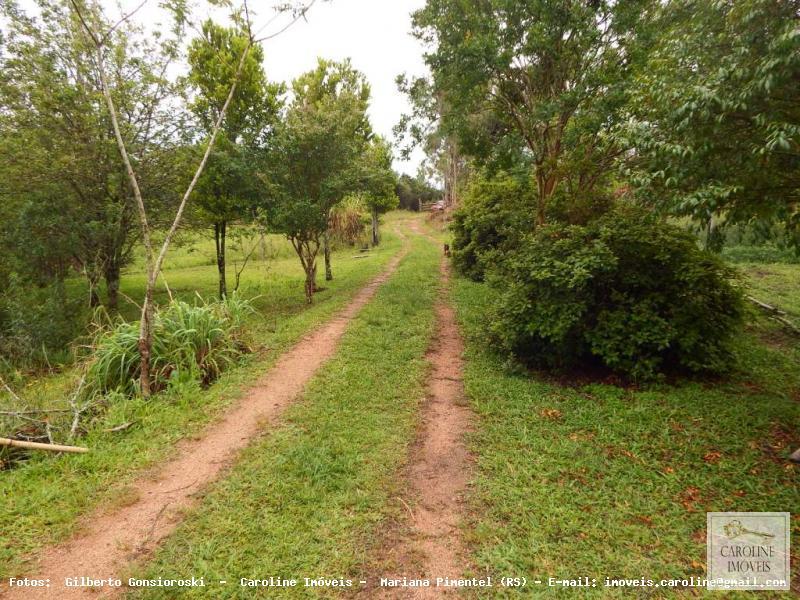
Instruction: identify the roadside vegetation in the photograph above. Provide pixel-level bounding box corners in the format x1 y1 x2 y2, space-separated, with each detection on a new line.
0 228 403 578
1 0 798 594
403 0 799 594
452 270 800 598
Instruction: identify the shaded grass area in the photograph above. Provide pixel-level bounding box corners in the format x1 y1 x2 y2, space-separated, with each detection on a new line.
0 223 405 578
127 233 440 598
742 263 800 321
452 276 799 599
721 243 800 266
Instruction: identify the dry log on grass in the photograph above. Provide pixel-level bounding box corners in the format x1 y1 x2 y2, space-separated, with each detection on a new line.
746 295 800 335
0 437 88 454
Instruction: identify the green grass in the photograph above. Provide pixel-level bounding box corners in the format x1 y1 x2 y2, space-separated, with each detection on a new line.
741 263 800 321
0 217 408 578
452 276 799 599
127 232 441 599
721 243 800 265
97 228 362 324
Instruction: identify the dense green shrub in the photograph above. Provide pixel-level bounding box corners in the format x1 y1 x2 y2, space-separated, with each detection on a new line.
451 171 537 281
86 295 253 396
488 207 746 379
0 276 86 369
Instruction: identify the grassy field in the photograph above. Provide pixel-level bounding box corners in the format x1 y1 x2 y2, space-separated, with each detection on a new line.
0 216 407 578
127 232 441 598
451 261 800 598
741 263 800 321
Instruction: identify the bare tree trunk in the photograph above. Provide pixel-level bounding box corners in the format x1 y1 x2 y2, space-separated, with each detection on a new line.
215 221 227 299
138 285 155 397
86 269 101 308
371 207 380 246
103 260 121 311
535 171 547 227
305 269 315 303
323 231 333 281
291 237 319 303
89 25 251 396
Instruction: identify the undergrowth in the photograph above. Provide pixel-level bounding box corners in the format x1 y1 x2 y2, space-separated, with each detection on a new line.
86 294 253 396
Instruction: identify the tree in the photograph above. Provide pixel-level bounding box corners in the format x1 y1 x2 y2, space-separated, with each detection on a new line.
395 173 440 211
187 20 282 298
265 58 372 301
0 0 185 311
395 75 468 208
67 0 317 396
622 0 800 245
412 0 652 225
357 137 398 246
192 141 264 298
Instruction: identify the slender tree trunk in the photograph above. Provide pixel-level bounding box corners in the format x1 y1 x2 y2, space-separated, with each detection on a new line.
87 270 101 308
291 237 319 304
305 268 315 303
138 285 155 397
103 260 121 312
214 221 227 299
371 207 380 246
535 171 547 227
310 259 318 294
323 231 333 281
94 41 250 396
304 253 317 303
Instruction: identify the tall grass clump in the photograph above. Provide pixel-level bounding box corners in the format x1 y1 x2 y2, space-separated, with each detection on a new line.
86 295 253 396
329 194 370 247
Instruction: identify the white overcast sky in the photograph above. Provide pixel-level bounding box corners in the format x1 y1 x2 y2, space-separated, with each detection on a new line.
59 0 431 175
257 0 429 174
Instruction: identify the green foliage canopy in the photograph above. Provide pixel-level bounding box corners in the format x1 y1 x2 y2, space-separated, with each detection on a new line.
264 58 372 300
623 0 800 246
412 0 652 223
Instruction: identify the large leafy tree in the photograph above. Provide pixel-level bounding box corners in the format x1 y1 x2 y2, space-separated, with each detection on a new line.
0 0 185 310
188 20 283 299
623 0 800 245
265 58 372 302
395 75 468 208
192 141 263 298
412 0 652 224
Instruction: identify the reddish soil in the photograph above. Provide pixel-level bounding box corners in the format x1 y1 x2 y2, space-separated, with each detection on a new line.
374 256 474 599
1 236 409 600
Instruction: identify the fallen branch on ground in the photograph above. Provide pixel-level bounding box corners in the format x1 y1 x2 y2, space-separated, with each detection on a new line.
103 421 135 433
0 437 89 453
746 295 800 335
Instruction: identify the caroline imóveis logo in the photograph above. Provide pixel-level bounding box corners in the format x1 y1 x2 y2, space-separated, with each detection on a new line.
707 512 790 591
